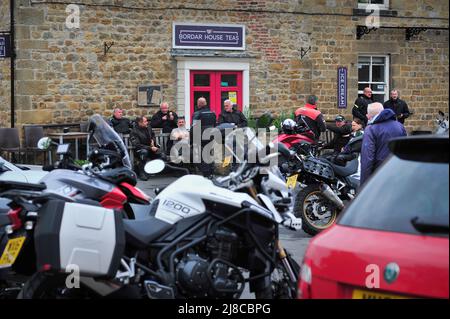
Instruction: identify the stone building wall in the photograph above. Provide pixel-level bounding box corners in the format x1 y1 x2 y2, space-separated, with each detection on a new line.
0 1 10 128
0 0 448 133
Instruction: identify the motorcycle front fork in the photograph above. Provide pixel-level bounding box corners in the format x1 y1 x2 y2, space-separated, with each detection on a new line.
277 240 297 283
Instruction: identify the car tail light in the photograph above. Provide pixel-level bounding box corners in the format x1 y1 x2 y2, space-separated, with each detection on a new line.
298 262 312 299
7 207 22 231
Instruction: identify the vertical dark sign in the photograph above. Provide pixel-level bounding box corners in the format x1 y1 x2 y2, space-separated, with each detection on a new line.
337 66 347 108
0 34 11 58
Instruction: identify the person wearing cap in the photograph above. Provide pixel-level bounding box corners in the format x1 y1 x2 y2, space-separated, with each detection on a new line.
294 95 327 140
322 115 352 155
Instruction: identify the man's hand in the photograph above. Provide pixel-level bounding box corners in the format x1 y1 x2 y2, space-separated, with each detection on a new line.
151 146 158 153
162 115 168 120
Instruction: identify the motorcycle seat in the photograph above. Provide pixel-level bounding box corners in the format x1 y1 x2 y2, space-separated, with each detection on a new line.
123 217 172 248
331 158 359 177
321 158 359 177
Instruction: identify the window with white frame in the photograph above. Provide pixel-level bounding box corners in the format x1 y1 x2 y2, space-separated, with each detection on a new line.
358 55 389 103
358 0 389 10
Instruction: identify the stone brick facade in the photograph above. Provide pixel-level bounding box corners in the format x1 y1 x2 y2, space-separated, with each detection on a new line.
0 0 448 133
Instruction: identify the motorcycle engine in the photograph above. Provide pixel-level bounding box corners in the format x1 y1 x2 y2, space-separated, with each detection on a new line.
175 227 244 298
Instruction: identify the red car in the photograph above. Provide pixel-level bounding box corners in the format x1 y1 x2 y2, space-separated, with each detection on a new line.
298 135 449 299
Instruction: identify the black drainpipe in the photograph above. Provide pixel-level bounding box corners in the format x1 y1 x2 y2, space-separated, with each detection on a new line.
10 0 15 128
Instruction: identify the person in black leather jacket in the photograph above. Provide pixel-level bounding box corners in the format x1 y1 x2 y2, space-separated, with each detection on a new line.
109 108 133 134
130 116 161 180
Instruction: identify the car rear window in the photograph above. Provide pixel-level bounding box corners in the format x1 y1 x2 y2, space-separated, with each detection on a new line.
339 156 449 237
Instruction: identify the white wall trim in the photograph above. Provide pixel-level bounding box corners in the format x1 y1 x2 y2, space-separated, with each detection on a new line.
175 57 250 127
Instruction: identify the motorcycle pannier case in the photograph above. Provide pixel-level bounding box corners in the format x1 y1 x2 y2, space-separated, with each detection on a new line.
34 200 125 278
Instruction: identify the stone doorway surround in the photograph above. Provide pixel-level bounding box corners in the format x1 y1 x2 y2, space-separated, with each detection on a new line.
173 53 251 128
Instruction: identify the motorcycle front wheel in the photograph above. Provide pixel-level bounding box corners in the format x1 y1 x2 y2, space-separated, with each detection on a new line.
255 253 300 299
294 183 338 236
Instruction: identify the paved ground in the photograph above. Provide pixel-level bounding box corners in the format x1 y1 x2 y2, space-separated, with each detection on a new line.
137 175 312 298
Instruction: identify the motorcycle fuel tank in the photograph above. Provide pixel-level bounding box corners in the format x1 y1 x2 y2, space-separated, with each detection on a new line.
152 175 261 224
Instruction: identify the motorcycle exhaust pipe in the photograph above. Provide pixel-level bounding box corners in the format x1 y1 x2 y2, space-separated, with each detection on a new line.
319 184 345 210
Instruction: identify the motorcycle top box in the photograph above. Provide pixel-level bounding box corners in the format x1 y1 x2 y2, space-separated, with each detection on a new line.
34 200 125 278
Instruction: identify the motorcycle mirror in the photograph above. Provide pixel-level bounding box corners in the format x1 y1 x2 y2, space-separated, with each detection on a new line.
144 159 166 175
37 137 52 150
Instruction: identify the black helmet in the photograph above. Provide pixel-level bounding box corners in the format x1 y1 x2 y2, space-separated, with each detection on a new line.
335 115 346 122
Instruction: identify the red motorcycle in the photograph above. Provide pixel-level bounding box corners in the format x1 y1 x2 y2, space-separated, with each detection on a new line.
272 119 320 156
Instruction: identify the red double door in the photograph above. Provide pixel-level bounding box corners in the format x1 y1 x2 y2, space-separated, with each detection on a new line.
190 71 243 121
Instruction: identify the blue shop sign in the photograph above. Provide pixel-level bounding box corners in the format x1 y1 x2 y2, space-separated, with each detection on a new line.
173 23 245 50
337 66 347 108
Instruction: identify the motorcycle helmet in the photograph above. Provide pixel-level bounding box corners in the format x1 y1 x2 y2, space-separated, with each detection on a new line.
282 119 296 134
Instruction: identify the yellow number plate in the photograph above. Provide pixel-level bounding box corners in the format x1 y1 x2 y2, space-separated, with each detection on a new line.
222 156 232 168
0 236 26 269
352 289 410 299
286 174 298 189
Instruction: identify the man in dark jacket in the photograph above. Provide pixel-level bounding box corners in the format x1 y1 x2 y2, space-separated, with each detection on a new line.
323 115 352 155
130 116 160 181
360 103 407 185
352 87 373 125
150 102 178 134
109 108 132 134
294 95 326 140
218 100 248 127
383 89 410 125
191 97 217 177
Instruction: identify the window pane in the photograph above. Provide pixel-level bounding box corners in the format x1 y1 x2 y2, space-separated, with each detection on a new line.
221 74 237 87
358 83 370 91
193 91 211 112
194 74 210 87
339 157 449 237
371 83 385 92
358 56 370 64
372 56 385 64
372 94 385 103
358 64 370 82
372 65 385 82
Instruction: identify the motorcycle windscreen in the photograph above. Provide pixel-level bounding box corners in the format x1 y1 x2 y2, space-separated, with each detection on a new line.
87 114 132 169
224 127 268 164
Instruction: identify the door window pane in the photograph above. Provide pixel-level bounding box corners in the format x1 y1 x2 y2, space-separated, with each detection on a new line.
221 74 237 87
193 91 211 112
194 74 210 87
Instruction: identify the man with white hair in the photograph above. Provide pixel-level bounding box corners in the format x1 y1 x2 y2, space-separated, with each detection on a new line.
360 102 407 185
150 102 178 133
218 99 248 127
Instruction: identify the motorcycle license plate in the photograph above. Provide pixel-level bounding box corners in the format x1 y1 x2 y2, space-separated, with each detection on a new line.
286 174 298 189
222 156 232 168
0 236 26 269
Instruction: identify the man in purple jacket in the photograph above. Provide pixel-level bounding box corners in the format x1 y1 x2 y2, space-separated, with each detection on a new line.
360 102 407 186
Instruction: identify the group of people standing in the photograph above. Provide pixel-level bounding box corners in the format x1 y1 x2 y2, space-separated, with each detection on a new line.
321 87 409 185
